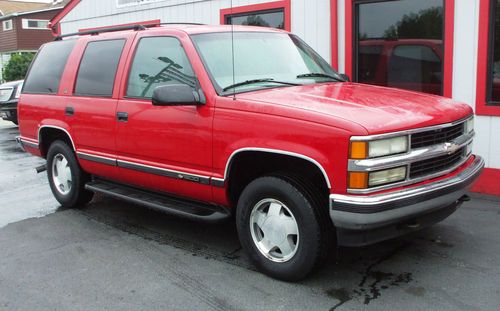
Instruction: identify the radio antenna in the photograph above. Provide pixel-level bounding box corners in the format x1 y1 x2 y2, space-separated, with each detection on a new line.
230 0 236 100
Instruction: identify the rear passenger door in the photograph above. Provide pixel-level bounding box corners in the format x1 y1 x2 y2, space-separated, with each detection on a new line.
67 36 133 181
115 34 214 202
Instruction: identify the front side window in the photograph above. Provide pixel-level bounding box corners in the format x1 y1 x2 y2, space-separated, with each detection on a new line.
127 37 195 99
23 40 76 94
488 0 500 104
355 0 444 95
225 9 285 29
191 32 341 95
75 39 125 97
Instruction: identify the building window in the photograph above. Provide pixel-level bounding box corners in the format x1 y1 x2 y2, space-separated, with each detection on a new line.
22 19 49 30
220 1 291 31
353 0 444 95
2 20 13 31
488 0 500 105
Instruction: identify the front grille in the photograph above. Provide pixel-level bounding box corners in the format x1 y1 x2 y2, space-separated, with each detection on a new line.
411 123 464 149
409 147 465 179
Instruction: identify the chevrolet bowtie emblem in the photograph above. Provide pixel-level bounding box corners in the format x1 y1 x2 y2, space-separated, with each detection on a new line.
443 142 460 155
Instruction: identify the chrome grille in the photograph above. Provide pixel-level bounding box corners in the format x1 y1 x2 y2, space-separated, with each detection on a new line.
411 123 464 149
409 147 465 179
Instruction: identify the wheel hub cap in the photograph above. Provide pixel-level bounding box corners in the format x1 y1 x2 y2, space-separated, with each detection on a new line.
51 153 72 195
250 199 299 262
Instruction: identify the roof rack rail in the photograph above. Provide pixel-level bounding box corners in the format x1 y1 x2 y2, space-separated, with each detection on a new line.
54 22 206 41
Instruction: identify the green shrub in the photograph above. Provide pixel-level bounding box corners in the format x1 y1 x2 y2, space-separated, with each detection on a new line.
3 53 35 82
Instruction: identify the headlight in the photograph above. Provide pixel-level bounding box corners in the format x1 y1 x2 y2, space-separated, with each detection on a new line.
368 166 407 187
465 117 474 134
15 82 23 99
348 166 407 189
350 136 408 159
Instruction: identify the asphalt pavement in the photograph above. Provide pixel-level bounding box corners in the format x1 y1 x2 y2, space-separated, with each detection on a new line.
0 119 499 311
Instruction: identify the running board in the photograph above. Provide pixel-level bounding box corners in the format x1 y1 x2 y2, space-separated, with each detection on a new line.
85 180 230 223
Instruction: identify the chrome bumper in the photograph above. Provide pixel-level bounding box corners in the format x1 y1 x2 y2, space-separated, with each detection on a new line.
330 156 484 231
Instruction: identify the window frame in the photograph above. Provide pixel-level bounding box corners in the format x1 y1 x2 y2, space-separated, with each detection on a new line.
220 0 291 31
21 19 49 30
124 35 197 100
73 39 126 98
344 0 455 97
2 20 13 31
477 0 500 115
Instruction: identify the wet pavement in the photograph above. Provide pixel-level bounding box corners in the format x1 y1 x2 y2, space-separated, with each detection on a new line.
0 119 499 310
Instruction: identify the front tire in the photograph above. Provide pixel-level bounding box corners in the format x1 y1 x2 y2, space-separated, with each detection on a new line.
47 140 93 208
236 176 332 281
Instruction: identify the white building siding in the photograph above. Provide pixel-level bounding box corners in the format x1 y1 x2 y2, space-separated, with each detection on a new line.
59 0 499 169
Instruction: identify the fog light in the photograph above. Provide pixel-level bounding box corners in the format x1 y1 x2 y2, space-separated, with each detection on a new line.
368 166 407 187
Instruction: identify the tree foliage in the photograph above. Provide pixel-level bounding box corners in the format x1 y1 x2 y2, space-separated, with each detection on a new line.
383 7 443 40
3 53 35 82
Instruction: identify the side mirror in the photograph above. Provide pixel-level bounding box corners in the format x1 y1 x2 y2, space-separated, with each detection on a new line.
152 84 203 106
339 73 350 82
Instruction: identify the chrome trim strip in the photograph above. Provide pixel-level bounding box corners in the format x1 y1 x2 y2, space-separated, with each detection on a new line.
348 153 471 194
38 125 76 151
348 131 474 172
17 137 39 149
117 159 211 185
332 156 484 207
77 152 117 166
350 115 472 141
210 177 225 187
223 147 331 189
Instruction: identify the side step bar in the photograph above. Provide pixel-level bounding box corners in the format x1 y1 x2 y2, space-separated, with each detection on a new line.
85 180 230 223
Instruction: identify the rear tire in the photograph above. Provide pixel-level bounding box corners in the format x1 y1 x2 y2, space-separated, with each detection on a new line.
47 140 93 208
236 175 333 281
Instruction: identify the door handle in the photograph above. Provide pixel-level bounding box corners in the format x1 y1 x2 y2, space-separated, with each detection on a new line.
116 112 128 122
65 106 74 116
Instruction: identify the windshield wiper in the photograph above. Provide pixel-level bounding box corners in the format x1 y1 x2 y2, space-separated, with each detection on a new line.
222 78 300 92
296 73 345 82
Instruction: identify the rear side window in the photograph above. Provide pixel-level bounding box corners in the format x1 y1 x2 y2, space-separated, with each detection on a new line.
75 39 125 97
23 40 76 94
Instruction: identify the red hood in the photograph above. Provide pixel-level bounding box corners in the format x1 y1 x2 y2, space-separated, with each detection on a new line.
237 82 473 134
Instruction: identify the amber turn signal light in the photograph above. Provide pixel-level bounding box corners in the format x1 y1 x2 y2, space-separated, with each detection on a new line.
348 172 368 189
349 141 368 159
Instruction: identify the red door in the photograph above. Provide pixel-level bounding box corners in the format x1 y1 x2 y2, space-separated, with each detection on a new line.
115 33 214 202
65 35 135 181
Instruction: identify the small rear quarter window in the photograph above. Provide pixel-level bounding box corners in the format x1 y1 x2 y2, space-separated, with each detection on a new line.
23 40 76 94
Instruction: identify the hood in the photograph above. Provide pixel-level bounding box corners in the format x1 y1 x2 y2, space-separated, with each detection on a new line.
237 82 472 134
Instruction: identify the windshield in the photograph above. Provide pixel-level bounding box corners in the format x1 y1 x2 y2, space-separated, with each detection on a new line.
191 32 342 94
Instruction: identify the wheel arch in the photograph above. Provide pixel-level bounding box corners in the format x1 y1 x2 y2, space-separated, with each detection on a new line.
38 125 76 158
223 148 332 206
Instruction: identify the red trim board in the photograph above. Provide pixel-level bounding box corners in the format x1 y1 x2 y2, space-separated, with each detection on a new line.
476 0 500 116
330 0 339 69
49 0 81 37
471 168 500 196
344 0 455 98
220 0 291 32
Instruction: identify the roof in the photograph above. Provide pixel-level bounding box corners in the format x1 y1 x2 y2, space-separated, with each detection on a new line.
0 0 69 18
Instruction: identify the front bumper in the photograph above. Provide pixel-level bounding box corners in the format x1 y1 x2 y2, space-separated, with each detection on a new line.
330 156 484 246
0 100 18 122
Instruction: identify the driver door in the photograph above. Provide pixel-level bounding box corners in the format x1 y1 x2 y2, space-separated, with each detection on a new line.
115 34 214 202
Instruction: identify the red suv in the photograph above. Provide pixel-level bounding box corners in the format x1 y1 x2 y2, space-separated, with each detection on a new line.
17 24 483 281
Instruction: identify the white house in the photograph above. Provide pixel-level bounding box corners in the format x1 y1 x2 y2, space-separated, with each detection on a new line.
50 0 500 196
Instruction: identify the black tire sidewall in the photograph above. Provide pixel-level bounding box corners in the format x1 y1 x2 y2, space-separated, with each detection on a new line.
46 140 89 208
236 176 323 281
